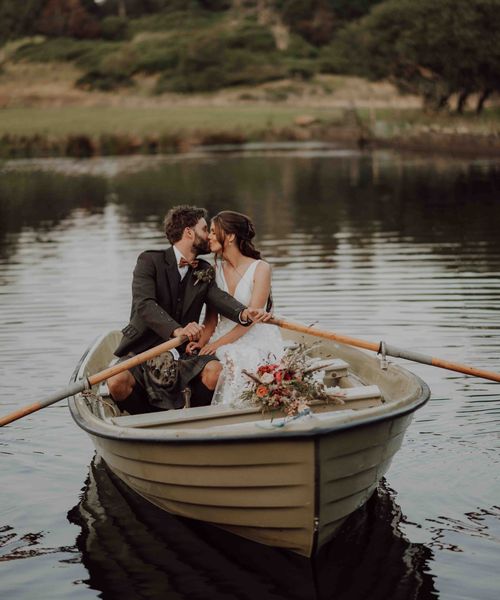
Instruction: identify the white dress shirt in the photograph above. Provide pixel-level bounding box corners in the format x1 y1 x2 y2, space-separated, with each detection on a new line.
173 245 189 280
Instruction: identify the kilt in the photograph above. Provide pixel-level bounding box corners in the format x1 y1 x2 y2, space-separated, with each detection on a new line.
128 351 218 411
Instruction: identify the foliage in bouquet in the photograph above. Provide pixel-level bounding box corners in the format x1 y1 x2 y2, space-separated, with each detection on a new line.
241 344 335 416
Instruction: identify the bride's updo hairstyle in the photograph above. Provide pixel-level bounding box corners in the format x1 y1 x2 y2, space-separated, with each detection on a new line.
212 211 262 260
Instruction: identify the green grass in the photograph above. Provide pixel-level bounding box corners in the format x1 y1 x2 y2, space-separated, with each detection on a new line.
0 105 343 137
359 107 500 135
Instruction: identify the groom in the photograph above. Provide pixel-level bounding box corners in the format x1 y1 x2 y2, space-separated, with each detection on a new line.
108 205 267 414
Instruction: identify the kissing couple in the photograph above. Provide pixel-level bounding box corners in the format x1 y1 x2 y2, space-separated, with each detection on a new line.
108 205 284 415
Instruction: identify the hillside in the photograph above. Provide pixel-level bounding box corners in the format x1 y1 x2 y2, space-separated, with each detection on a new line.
0 0 499 157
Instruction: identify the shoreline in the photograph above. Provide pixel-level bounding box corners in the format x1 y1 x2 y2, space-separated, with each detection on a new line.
1 124 500 160
1 69 499 159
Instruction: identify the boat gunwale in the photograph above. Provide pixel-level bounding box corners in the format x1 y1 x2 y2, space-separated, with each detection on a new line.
68 331 431 445
68 383 430 444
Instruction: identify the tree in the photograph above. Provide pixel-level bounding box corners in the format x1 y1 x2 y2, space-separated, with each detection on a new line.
330 0 500 113
278 0 335 46
36 0 101 38
326 0 383 22
0 0 45 44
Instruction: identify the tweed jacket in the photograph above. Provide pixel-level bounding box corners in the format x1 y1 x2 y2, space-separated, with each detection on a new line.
114 247 246 357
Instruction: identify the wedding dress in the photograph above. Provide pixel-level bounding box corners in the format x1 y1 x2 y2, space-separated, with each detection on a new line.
210 260 285 407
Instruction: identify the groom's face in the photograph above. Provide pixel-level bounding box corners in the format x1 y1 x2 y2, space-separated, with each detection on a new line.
192 218 210 255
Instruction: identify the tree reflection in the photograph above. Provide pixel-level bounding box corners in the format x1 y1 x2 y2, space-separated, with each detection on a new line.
0 170 107 259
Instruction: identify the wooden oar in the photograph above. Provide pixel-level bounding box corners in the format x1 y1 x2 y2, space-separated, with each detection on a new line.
0 335 187 427
269 316 500 383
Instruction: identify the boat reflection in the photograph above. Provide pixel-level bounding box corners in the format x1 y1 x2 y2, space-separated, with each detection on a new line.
68 457 438 600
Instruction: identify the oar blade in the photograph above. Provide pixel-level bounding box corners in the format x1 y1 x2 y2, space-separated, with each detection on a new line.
0 380 87 427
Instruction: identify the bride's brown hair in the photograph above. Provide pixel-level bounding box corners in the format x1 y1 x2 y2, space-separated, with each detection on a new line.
212 211 273 310
211 211 262 259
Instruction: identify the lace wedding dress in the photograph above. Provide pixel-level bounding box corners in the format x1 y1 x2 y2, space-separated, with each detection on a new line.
210 260 285 407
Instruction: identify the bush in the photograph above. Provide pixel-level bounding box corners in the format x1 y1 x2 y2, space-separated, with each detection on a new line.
99 46 136 77
76 70 134 91
155 23 282 92
198 0 231 10
156 66 227 93
133 37 183 73
135 46 181 73
13 37 119 69
128 8 220 35
279 0 335 45
286 34 319 59
100 16 130 41
317 40 352 75
225 22 276 53
283 57 316 80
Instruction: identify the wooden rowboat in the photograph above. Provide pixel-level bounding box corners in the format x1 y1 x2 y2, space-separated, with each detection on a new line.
68 329 430 557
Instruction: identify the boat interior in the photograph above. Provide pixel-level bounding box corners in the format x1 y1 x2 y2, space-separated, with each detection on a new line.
74 330 426 435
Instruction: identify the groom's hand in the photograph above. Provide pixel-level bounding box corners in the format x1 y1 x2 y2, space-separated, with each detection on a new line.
173 322 204 341
186 341 202 355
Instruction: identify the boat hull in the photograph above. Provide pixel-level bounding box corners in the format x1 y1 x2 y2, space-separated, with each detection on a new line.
69 330 429 556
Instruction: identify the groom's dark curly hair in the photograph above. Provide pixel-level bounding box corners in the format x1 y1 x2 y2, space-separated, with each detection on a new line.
164 205 207 244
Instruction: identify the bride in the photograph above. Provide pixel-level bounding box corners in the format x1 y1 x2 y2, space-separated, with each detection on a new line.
187 211 285 407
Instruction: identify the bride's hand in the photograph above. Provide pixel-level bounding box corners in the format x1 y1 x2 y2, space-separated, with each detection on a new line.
199 342 219 356
243 307 273 323
186 341 202 355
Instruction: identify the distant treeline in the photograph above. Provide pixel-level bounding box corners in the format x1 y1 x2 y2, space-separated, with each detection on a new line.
1 0 499 112
0 1 383 43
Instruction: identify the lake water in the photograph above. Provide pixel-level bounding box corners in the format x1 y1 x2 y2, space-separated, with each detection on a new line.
0 146 499 599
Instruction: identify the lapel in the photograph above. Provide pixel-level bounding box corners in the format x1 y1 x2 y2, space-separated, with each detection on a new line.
164 246 180 306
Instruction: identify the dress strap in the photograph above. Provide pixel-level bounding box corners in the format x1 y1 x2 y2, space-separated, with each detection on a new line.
243 259 260 282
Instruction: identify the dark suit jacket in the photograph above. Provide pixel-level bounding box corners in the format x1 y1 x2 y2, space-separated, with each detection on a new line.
114 247 246 357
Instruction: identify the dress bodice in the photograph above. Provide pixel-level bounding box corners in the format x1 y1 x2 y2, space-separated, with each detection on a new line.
215 260 261 307
210 258 284 407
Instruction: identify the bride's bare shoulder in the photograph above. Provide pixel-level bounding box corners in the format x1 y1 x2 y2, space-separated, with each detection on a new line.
254 259 271 278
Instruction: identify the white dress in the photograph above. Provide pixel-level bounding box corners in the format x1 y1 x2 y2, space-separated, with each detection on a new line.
210 260 285 407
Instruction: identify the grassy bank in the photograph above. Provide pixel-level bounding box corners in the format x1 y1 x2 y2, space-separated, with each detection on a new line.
0 104 358 158
0 105 344 136
1 73 499 159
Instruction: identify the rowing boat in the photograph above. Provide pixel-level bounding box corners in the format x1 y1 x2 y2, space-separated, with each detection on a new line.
68 329 430 557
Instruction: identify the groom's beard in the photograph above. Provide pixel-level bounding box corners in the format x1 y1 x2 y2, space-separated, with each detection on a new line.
193 234 210 255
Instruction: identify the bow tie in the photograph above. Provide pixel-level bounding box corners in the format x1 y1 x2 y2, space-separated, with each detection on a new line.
178 257 199 269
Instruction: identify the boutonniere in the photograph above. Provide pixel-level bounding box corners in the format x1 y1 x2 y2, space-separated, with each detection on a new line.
193 266 215 286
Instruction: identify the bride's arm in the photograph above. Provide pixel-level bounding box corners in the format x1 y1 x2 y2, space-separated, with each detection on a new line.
200 306 218 344
199 262 271 355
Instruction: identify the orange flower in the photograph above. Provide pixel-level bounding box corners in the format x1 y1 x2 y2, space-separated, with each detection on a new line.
256 385 268 398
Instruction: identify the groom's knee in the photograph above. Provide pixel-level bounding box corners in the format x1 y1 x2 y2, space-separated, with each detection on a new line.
201 360 222 390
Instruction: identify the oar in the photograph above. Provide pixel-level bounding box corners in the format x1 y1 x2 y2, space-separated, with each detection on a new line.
0 335 187 427
269 316 500 383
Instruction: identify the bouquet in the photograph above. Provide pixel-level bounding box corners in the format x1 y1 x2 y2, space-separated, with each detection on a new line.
240 344 343 416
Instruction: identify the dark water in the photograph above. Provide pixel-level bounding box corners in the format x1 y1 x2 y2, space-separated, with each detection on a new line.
0 147 499 599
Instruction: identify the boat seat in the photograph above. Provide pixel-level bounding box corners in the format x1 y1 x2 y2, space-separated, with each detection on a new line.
326 384 382 402
111 404 260 428
110 384 382 429
308 358 349 378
